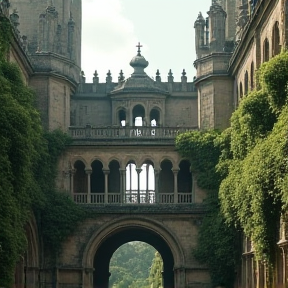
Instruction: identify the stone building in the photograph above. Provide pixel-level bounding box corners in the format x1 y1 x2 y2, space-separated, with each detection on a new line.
2 0 288 287
194 0 288 288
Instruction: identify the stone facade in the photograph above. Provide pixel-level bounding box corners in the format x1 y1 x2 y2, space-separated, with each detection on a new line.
5 0 288 287
194 0 288 288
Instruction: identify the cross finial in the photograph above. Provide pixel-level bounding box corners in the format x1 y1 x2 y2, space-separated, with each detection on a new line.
136 42 142 56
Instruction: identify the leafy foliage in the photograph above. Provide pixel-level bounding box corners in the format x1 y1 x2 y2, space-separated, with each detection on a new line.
0 18 84 284
148 251 163 288
176 130 239 288
0 57 43 286
176 130 221 190
229 90 276 160
0 15 12 57
176 52 288 285
109 242 158 288
258 51 288 113
193 197 240 288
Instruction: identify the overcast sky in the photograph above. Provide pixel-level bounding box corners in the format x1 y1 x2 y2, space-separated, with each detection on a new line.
81 0 212 82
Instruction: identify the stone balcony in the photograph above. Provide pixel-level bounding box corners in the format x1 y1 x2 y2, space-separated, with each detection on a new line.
72 191 206 214
73 190 192 205
68 126 198 145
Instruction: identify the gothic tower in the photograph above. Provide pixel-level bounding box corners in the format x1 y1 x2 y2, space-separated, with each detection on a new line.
9 0 82 130
194 0 236 129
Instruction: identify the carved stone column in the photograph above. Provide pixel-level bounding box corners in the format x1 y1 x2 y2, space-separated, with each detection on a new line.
85 169 92 204
191 166 195 203
70 168 76 198
174 267 185 288
103 170 110 204
154 169 160 203
120 168 126 204
83 267 94 288
136 168 142 203
173 169 179 203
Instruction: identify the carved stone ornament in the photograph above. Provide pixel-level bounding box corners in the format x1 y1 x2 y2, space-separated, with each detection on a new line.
0 0 10 17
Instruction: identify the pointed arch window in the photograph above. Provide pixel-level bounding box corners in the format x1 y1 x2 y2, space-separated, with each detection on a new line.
272 22 280 57
263 38 270 62
239 82 243 100
244 71 249 95
250 62 254 90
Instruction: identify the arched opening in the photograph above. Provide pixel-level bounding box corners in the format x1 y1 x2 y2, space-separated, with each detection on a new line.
244 70 249 95
178 160 192 193
159 160 174 203
108 160 120 203
91 160 105 194
73 160 87 193
132 105 145 126
239 82 243 100
93 228 174 288
263 38 270 62
14 219 39 288
109 241 162 288
250 62 254 90
178 160 192 204
150 108 160 126
272 22 280 57
118 109 126 127
125 161 155 203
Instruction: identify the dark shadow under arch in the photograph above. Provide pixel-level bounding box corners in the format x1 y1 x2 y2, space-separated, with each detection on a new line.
93 227 174 288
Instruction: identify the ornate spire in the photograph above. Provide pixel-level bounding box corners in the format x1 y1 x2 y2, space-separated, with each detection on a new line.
93 70 99 84
168 69 174 83
106 70 112 83
181 69 187 83
118 70 125 82
156 69 161 82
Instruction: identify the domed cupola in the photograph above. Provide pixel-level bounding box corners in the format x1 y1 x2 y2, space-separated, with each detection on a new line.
129 43 149 76
110 43 169 95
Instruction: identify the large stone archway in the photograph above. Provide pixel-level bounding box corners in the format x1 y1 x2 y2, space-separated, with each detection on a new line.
82 216 186 288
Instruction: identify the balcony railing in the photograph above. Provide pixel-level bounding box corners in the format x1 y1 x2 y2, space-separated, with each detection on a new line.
73 191 193 204
69 126 197 141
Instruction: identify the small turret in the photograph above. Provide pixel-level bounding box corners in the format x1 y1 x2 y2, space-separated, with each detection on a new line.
208 0 227 52
194 12 206 58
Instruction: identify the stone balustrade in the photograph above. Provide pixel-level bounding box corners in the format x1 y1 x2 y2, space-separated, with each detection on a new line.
69 126 197 140
73 192 193 205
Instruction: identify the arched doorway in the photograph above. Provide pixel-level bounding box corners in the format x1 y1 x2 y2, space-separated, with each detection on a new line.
82 217 185 288
93 227 174 288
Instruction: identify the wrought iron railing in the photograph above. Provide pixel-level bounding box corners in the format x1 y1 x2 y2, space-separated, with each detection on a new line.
69 126 197 140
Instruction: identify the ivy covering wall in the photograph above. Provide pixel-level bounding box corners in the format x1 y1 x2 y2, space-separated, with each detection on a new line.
176 51 288 287
0 15 85 286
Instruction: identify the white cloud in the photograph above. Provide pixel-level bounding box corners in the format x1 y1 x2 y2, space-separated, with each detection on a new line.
82 0 138 82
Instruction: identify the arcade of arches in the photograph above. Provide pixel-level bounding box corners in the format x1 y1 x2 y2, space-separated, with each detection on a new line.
72 158 193 204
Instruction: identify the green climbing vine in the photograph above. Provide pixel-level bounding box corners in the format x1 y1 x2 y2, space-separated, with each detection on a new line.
176 130 239 288
176 51 288 286
0 15 12 58
0 17 85 285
